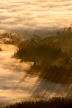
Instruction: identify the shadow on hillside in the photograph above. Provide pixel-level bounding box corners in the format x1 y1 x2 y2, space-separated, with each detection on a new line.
26 63 72 84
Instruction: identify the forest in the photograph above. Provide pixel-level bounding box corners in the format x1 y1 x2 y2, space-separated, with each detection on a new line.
14 26 72 84
5 97 72 108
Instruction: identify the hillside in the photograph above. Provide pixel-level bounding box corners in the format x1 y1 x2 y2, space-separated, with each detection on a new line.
15 27 72 84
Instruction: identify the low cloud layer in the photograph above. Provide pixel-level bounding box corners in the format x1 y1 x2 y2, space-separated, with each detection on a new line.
0 0 72 33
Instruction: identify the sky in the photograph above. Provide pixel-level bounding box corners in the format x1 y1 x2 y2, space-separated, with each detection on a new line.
0 0 72 33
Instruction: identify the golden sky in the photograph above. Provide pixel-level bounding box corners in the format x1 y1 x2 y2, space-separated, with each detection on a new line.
0 0 72 32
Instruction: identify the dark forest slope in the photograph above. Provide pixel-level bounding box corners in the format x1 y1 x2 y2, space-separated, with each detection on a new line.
6 97 72 108
15 27 72 84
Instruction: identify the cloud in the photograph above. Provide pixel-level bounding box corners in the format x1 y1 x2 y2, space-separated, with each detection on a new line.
0 0 72 32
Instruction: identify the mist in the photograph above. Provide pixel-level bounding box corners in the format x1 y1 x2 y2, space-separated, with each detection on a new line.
0 34 72 108
0 0 72 107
